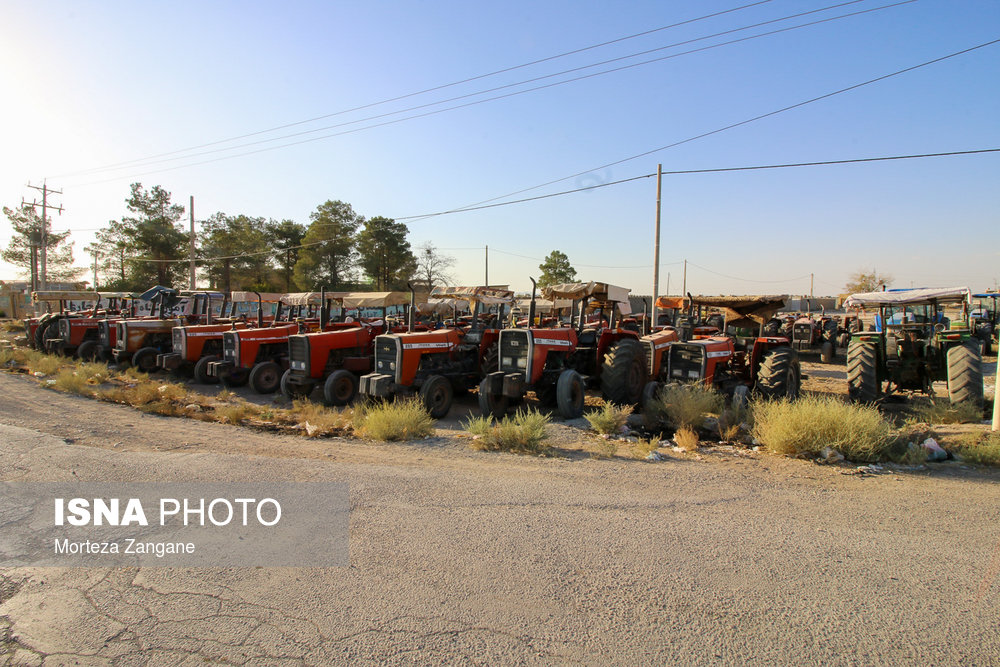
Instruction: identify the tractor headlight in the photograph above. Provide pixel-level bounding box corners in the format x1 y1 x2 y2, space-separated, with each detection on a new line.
502 356 513 367
516 357 527 369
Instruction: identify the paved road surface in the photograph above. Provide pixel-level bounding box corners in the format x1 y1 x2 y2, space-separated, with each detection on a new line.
0 373 999 665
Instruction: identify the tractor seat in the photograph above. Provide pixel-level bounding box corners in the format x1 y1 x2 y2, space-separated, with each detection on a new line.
578 329 598 346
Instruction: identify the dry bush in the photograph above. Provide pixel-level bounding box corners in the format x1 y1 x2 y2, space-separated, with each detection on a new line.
216 388 235 401
214 401 261 425
355 397 435 442
51 368 94 396
156 382 191 403
956 431 1000 466
2 320 26 332
647 384 723 429
0 346 14 366
752 395 895 462
23 350 62 376
77 362 112 385
123 382 163 406
673 426 700 452
585 403 633 436
631 436 662 460
288 399 353 437
466 409 550 455
908 399 983 425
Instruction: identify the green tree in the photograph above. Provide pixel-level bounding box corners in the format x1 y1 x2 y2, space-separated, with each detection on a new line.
845 269 892 294
200 213 271 292
86 222 132 290
1 204 84 285
114 183 188 288
293 200 361 290
357 217 416 290
265 219 306 291
538 250 577 288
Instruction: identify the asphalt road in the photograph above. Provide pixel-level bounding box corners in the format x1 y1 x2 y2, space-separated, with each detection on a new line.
1 372 999 665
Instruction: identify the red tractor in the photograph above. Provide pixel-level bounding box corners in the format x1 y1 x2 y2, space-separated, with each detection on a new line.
159 291 281 383
281 291 412 404
207 291 342 393
359 286 514 418
478 281 646 419
45 292 136 359
643 295 801 409
27 291 112 352
110 289 220 370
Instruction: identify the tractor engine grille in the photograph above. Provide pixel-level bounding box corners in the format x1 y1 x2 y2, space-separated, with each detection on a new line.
58 317 71 341
499 330 530 373
668 344 705 382
115 323 127 350
98 322 110 347
223 332 239 362
643 339 657 377
172 328 185 357
373 336 400 377
288 335 309 374
792 323 812 344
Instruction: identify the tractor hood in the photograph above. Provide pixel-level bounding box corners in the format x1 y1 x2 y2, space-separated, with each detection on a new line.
843 287 971 308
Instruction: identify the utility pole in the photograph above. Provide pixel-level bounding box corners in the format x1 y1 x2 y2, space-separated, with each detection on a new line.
92 247 99 291
24 181 63 291
189 196 197 289
810 273 814 298
652 163 662 327
682 259 687 297
485 245 489 287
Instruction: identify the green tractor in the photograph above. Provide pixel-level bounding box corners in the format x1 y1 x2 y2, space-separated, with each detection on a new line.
844 287 982 408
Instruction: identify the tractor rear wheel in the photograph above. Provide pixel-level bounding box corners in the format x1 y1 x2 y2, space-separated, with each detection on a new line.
193 355 219 384
601 338 646 406
480 342 500 376
323 369 358 406
640 380 661 412
556 370 585 419
249 361 282 394
947 342 984 408
756 347 801 400
847 341 879 403
76 340 99 362
419 374 453 419
34 317 55 350
281 369 314 400
820 340 834 364
132 347 159 373
478 377 508 419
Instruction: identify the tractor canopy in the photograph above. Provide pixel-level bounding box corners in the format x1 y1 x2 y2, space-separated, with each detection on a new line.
687 295 787 327
280 292 350 307
341 292 410 309
541 282 631 315
31 290 100 303
430 286 514 306
654 295 687 310
231 291 286 303
843 287 971 309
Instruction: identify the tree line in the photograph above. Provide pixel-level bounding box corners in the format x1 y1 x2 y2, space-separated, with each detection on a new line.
2 183 455 293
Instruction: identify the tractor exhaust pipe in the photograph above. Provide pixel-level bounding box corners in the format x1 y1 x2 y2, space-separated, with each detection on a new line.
253 292 264 328
642 298 649 335
320 287 328 329
407 282 415 333
528 277 537 329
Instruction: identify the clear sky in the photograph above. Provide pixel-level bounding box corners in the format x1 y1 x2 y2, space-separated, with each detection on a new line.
1 0 997 296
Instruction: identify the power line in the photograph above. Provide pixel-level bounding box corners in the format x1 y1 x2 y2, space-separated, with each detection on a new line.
69 0 913 186
687 260 811 284
51 0 777 179
426 36 1000 217
110 146 999 264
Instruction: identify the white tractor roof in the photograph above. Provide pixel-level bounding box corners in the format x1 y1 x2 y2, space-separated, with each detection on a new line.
843 287 971 308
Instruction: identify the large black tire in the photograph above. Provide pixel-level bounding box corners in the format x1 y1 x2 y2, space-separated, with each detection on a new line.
281 369 314 400
419 374 453 419
640 380 660 412
249 361 283 394
193 355 219 384
480 342 499 376
600 338 646 406
41 319 61 354
323 369 358 406
820 340 835 364
478 377 508 419
947 342 984 408
76 340 99 362
131 347 159 373
847 341 879 403
33 315 53 349
756 346 801 400
556 370 585 419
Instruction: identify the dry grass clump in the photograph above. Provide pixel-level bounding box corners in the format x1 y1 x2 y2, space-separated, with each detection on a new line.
354 397 435 442
585 402 633 436
289 399 353 437
646 383 723 429
466 409 550 455
673 426 700 452
955 431 1000 466
22 350 63 376
752 395 895 462
907 399 983 425
2 320 26 332
77 362 112 384
51 368 95 396
214 400 261 425
0 346 16 366
631 436 662 460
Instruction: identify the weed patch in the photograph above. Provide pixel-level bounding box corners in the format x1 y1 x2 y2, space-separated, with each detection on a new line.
466 409 550 454
646 384 723 430
673 426 700 452
907 399 983 425
955 431 1000 466
355 398 435 442
585 403 633 436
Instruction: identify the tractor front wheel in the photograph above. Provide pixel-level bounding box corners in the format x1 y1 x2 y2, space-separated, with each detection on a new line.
323 369 358 406
193 355 219 384
281 369 314 400
477 377 508 419
419 374 453 419
556 370 585 419
601 339 646 406
76 340 99 362
756 347 801 400
947 342 984 408
132 347 159 373
249 361 282 394
820 340 835 364
847 341 879 403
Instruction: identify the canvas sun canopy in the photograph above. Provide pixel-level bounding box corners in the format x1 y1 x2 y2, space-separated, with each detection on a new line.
654 295 687 310
430 286 514 305
280 292 353 306
230 291 287 303
688 295 787 326
416 298 465 315
341 292 409 309
31 291 101 302
843 287 971 309
541 282 632 315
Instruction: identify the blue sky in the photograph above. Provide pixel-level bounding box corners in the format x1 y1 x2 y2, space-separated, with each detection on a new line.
1 0 997 296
